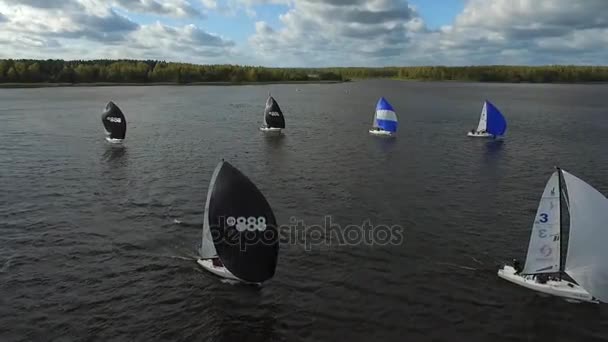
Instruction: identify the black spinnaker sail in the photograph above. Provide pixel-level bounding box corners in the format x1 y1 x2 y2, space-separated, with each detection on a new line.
101 101 127 140
264 96 285 129
205 161 279 283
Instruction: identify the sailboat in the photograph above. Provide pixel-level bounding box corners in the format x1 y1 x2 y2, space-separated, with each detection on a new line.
369 97 398 137
197 160 279 284
260 94 285 133
498 168 608 304
467 100 507 138
101 101 127 143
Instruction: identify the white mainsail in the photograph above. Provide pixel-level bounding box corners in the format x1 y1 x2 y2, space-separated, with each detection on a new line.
372 111 379 128
263 96 269 127
200 163 221 259
476 102 488 132
263 111 268 127
562 170 608 302
522 172 561 274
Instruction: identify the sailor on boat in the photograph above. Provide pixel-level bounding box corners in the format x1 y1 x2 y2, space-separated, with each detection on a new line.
211 257 223 267
512 259 521 274
498 167 608 304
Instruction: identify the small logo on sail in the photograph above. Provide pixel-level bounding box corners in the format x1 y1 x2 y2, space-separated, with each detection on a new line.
540 244 552 257
226 216 267 232
551 187 555 196
268 111 281 117
107 117 122 123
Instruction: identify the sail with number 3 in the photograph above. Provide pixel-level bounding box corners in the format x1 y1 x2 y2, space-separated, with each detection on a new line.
522 172 561 274
498 168 608 304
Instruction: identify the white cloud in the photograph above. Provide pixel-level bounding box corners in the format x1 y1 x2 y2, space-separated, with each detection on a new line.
126 22 234 58
0 0 607 65
200 0 289 17
423 0 608 65
0 0 235 62
113 0 202 18
200 0 217 9
244 0 608 66
0 1 139 42
248 0 424 66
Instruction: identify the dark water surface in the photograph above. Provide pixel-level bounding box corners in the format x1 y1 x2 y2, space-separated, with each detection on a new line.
2 80 608 341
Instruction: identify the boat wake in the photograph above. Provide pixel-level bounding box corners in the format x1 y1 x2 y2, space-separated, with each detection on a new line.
436 262 478 271
0 257 12 273
165 255 197 261
220 278 242 285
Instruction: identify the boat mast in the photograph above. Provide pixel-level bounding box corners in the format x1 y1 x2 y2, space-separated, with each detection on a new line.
556 166 564 279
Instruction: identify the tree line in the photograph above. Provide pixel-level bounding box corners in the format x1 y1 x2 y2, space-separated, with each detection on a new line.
0 59 343 84
0 59 607 84
330 65 608 83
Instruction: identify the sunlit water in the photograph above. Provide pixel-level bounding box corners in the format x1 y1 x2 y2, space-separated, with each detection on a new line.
2 81 608 341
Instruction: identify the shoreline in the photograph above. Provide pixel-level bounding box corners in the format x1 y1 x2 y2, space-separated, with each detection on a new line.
0 80 345 88
1 79 606 88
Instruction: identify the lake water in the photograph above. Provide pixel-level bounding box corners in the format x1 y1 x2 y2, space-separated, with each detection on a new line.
2 80 608 341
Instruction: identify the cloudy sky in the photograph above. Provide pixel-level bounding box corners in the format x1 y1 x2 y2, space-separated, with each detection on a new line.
0 0 606 66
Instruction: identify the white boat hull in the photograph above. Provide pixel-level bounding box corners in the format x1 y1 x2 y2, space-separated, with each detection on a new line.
260 127 282 134
197 259 260 285
105 137 124 144
369 129 395 137
467 131 496 138
497 266 598 303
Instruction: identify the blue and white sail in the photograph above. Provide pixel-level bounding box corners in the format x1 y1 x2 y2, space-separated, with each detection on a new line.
477 100 507 136
373 97 398 133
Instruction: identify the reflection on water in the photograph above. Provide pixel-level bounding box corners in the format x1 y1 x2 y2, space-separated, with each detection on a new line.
263 133 286 149
485 139 504 153
373 136 397 153
210 287 280 342
102 144 127 163
214 308 279 342
483 139 505 161
480 139 504 165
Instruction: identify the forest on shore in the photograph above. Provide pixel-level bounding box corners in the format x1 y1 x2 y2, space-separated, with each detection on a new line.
1 59 607 84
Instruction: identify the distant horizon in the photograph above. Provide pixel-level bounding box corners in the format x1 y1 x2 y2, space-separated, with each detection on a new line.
0 1 606 66
2 60 607 84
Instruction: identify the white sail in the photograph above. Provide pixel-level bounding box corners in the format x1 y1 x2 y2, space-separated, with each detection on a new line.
563 170 608 302
476 102 488 132
522 172 561 274
263 111 268 127
263 96 269 127
372 111 379 128
200 163 221 259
